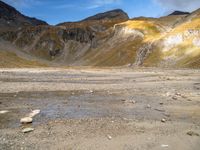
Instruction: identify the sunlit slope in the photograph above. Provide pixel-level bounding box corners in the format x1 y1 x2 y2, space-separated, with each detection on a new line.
114 16 200 68
154 17 200 68
83 19 163 66
0 50 46 68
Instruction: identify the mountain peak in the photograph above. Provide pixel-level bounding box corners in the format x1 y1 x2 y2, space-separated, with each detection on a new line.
82 9 129 21
0 0 48 30
168 11 190 16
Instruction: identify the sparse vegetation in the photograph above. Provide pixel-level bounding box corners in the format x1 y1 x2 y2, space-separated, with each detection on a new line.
0 51 46 68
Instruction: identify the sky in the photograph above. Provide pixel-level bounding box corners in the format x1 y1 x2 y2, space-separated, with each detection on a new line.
2 0 200 25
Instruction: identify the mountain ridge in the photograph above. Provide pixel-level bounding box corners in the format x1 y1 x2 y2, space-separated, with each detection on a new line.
168 11 190 16
0 1 48 31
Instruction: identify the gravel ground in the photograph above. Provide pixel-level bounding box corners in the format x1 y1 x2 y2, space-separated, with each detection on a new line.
0 68 200 150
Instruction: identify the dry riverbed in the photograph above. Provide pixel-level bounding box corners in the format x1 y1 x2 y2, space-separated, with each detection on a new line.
0 68 200 150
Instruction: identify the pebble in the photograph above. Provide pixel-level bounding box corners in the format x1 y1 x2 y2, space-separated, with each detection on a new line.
161 118 166 123
172 96 178 100
175 92 181 96
159 102 164 105
155 108 165 112
161 144 169 148
107 135 112 140
147 104 151 108
28 109 40 118
166 92 171 97
22 128 34 133
123 100 136 104
20 117 33 124
0 110 9 114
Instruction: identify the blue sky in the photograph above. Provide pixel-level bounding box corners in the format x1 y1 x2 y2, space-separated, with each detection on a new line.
2 0 200 25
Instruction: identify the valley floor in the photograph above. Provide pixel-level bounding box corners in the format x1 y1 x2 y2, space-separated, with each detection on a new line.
0 68 200 150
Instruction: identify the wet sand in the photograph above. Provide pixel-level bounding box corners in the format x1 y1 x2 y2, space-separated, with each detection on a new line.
0 68 200 150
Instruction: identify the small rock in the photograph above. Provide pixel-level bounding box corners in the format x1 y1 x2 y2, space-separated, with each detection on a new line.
28 109 40 118
159 102 164 105
0 110 9 114
107 135 112 140
161 144 169 148
20 117 33 124
89 90 94 94
147 104 151 108
175 92 181 96
22 128 34 133
123 100 136 104
131 100 136 104
187 131 199 136
155 108 165 112
172 96 178 100
166 92 171 97
161 118 166 123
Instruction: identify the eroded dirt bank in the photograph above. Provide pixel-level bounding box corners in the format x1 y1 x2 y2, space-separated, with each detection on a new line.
0 68 200 150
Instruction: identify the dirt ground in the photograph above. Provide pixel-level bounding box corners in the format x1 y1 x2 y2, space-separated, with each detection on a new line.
0 68 200 150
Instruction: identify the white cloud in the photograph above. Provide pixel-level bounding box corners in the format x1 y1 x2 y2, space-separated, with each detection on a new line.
87 0 121 9
154 0 200 12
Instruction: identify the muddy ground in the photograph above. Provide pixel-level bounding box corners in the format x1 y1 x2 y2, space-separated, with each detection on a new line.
0 68 200 150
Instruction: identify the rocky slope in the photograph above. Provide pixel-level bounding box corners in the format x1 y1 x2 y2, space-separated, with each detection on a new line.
0 1 200 68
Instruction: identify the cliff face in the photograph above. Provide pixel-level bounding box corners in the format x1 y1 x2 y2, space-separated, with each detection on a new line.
0 1 200 68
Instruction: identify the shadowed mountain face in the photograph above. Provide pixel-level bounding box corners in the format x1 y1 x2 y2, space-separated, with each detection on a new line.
83 9 129 21
0 1 200 68
168 11 190 16
0 1 48 31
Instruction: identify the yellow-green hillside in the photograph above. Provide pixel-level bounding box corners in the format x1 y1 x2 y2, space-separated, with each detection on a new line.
0 50 46 68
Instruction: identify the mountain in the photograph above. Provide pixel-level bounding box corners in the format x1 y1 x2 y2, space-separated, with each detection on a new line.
0 2 200 68
83 9 129 21
57 9 129 29
0 1 48 31
168 11 190 16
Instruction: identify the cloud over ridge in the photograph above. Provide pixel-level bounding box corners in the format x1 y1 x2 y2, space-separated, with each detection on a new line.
154 0 200 12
